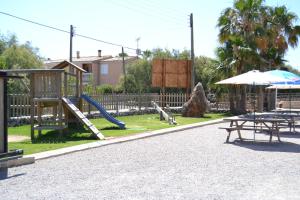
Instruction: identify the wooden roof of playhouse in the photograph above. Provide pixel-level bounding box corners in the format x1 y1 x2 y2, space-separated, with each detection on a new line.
52 60 86 73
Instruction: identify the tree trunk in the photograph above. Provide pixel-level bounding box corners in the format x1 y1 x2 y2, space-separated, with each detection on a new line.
229 85 247 115
235 85 241 112
231 61 246 114
268 89 276 110
240 85 247 112
257 86 264 112
229 87 236 114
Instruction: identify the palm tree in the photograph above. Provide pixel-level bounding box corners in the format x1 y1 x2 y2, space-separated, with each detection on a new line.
217 0 263 113
217 0 300 114
257 6 300 68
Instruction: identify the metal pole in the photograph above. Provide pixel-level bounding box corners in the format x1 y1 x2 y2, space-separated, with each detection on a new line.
136 37 140 58
3 78 7 153
0 76 7 153
122 47 126 93
190 13 195 91
69 25 74 62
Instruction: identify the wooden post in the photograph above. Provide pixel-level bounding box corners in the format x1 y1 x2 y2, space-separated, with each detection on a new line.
79 71 83 111
37 102 42 137
76 69 79 99
30 73 35 140
138 93 142 112
0 77 6 153
116 94 119 116
57 72 63 136
64 72 67 97
190 13 195 91
162 59 166 108
58 100 63 136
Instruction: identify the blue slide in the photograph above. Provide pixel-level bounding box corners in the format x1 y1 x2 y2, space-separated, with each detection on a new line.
81 94 126 129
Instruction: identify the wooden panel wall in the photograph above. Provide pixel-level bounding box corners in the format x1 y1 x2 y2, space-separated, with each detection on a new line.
152 59 191 89
32 71 62 98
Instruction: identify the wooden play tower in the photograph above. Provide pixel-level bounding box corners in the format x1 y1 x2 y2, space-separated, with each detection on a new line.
29 69 66 139
30 61 87 139
6 61 104 140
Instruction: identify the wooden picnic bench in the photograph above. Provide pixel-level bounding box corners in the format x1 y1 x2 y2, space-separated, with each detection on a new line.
256 112 297 134
220 116 285 143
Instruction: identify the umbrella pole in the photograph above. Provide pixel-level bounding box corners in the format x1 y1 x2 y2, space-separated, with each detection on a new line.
289 87 291 113
275 88 277 109
253 83 256 141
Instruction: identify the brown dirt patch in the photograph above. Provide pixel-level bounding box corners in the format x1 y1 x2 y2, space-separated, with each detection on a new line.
8 135 30 142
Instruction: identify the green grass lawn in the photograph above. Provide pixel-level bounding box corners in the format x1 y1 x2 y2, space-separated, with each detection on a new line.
8 113 229 155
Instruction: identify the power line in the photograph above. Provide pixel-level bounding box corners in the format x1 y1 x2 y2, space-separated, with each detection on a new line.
138 0 188 19
0 11 137 51
108 0 187 28
0 11 69 34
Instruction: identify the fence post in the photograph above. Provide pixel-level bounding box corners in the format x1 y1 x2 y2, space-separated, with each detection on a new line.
88 102 91 115
138 93 142 112
116 94 119 116
7 94 11 120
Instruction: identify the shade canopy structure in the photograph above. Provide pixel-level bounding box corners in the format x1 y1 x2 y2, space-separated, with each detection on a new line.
264 70 300 86
264 70 300 89
215 70 289 85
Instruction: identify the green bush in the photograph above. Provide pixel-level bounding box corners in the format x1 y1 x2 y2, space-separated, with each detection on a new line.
96 84 114 94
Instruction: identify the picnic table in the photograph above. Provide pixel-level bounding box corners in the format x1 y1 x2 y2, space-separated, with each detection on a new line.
272 108 300 115
255 112 298 133
220 115 286 143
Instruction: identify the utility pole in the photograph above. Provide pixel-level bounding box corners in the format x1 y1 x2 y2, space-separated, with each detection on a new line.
122 46 126 93
136 37 141 57
190 13 195 92
69 25 74 62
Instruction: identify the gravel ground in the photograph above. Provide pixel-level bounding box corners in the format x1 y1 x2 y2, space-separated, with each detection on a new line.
1 123 300 200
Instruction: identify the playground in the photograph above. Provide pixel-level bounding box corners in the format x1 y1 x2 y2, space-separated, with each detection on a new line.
0 60 226 156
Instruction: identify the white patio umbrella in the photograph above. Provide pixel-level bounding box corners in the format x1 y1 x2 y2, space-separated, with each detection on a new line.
216 70 289 140
216 70 288 111
216 70 288 85
216 70 288 112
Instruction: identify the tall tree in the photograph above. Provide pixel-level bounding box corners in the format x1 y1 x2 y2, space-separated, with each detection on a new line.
0 33 42 69
217 0 262 113
0 33 43 93
217 0 300 114
258 5 300 68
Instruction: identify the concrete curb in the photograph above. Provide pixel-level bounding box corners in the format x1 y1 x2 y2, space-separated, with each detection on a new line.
25 118 225 161
0 157 35 168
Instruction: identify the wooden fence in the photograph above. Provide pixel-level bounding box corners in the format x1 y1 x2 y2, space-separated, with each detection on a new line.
10 92 298 119
8 93 190 118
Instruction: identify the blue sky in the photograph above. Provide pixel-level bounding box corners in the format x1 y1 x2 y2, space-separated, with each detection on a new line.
1 0 300 68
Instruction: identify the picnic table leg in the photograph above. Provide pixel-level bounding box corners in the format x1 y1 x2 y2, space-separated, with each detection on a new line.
226 129 231 143
234 121 243 141
225 121 234 143
269 123 274 143
293 121 296 134
292 117 296 134
275 123 281 142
